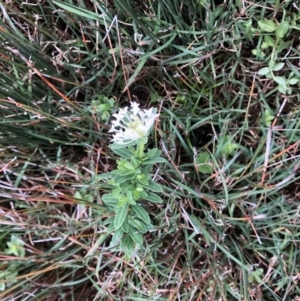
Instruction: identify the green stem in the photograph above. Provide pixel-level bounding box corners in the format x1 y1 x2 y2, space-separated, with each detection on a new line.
137 142 145 158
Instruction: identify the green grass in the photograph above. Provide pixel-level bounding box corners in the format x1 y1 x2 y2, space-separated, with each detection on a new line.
1 0 300 300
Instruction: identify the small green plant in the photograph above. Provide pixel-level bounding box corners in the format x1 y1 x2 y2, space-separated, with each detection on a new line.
97 102 166 259
221 135 240 156
87 95 115 123
253 13 300 94
0 235 25 291
260 108 275 127
5 235 25 257
248 267 264 284
194 151 213 174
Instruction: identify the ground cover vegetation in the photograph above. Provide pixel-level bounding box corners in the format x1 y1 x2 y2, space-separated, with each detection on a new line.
0 0 300 300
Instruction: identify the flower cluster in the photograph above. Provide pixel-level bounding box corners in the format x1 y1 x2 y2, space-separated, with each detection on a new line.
109 102 158 145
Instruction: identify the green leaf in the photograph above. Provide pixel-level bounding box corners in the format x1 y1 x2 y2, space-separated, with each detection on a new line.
110 140 137 149
128 218 148 233
110 228 124 246
261 109 275 126
114 202 129 229
145 148 161 159
142 157 166 165
147 181 163 192
131 205 151 224
125 190 137 205
258 20 277 32
268 60 275 69
131 156 140 168
276 21 289 39
129 231 143 245
124 161 135 170
249 268 264 283
137 177 149 186
122 218 130 233
116 168 136 176
97 172 112 181
117 196 128 208
107 222 116 234
144 192 163 203
199 164 213 174
277 84 287 94
120 236 135 253
74 191 83 199
110 147 133 159
277 40 292 53
252 49 265 59
264 35 275 47
139 190 148 198
102 194 119 208
133 189 140 200
273 76 287 86
195 152 210 164
111 187 122 198
272 62 284 71
258 67 271 76
222 137 240 156
6 235 25 257
289 78 299 85
114 174 134 184
103 216 115 226
195 152 213 174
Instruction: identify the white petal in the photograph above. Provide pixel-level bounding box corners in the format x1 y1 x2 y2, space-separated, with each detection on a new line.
109 104 158 145
130 102 140 115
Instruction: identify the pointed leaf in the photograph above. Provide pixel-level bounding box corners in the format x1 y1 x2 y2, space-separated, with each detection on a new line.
137 177 149 186
102 194 118 208
120 236 135 252
97 172 113 180
145 148 161 159
111 228 124 246
128 218 148 233
147 181 163 192
129 231 143 245
114 173 134 184
264 35 275 47
122 218 130 233
142 157 166 164
114 203 129 229
131 205 151 224
133 189 140 200
74 191 83 200
277 40 292 53
110 146 133 159
144 192 163 203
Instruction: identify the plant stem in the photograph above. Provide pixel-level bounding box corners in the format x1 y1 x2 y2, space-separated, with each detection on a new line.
137 142 145 158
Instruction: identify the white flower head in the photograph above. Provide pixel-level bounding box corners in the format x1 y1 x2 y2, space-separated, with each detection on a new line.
109 102 158 145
